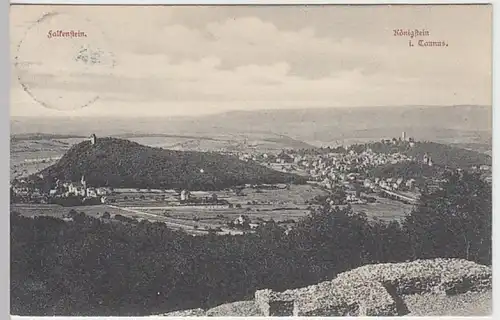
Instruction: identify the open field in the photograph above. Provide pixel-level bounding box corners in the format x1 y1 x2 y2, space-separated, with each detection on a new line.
351 195 414 221
141 206 309 230
10 203 124 219
10 138 70 179
106 205 242 235
11 159 59 181
10 184 327 233
112 184 326 207
10 203 228 235
106 184 328 230
11 183 415 236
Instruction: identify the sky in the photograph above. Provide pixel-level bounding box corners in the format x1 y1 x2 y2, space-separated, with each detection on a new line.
9 4 492 117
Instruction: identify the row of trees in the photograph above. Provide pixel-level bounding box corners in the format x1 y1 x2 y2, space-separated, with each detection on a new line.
11 171 491 316
367 161 443 180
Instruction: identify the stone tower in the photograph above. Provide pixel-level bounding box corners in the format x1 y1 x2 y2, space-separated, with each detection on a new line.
89 133 97 145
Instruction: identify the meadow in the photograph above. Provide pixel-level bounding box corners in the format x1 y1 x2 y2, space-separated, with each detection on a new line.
10 204 124 219
11 183 414 236
350 195 414 222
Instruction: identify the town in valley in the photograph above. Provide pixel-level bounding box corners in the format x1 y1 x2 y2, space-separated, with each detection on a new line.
9 4 492 317
10 128 492 236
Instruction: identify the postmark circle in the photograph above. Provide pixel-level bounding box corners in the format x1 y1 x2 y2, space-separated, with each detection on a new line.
14 12 116 111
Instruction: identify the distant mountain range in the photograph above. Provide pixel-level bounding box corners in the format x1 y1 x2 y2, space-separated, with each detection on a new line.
11 105 491 142
32 137 306 190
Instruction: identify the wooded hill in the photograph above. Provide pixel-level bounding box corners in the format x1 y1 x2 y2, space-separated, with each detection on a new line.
347 141 491 169
33 137 306 190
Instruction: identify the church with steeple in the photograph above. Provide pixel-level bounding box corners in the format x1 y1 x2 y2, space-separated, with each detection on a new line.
81 175 87 193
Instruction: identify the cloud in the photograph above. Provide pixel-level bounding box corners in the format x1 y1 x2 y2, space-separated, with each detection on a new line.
166 17 383 79
13 46 488 109
10 5 492 117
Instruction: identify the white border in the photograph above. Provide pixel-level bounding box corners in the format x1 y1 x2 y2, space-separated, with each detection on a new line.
4 1 498 320
7 0 496 4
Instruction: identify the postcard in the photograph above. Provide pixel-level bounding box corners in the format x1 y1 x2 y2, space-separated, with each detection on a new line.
9 4 492 317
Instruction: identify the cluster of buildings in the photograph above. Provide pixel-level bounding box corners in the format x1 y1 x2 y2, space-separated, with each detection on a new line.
10 183 44 203
229 214 273 231
49 176 112 200
11 175 112 205
363 177 417 192
295 148 413 180
242 134 431 204
260 139 421 189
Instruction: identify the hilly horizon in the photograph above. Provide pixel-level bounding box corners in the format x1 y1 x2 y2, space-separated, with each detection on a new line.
11 105 491 147
30 137 306 190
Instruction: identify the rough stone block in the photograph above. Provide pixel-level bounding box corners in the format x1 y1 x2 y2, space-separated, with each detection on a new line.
254 289 296 316
254 259 492 317
268 300 294 316
254 289 272 316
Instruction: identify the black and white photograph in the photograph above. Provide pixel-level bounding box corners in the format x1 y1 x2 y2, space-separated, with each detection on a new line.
9 3 493 317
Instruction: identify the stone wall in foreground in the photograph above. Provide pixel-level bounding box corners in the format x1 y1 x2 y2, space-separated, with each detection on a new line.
254 258 492 316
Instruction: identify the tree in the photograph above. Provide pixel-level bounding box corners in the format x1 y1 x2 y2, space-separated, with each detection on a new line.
330 187 346 205
73 211 87 223
291 205 373 278
10 170 492 317
68 209 78 218
10 187 16 203
403 171 491 265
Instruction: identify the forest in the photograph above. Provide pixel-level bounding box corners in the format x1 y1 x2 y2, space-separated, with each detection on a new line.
366 161 444 180
30 137 306 191
10 171 491 316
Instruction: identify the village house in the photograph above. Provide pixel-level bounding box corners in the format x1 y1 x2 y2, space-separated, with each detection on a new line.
86 188 97 198
480 165 491 171
97 187 111 196
234 214 251 226
180 189 191 201
405 178 416 190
